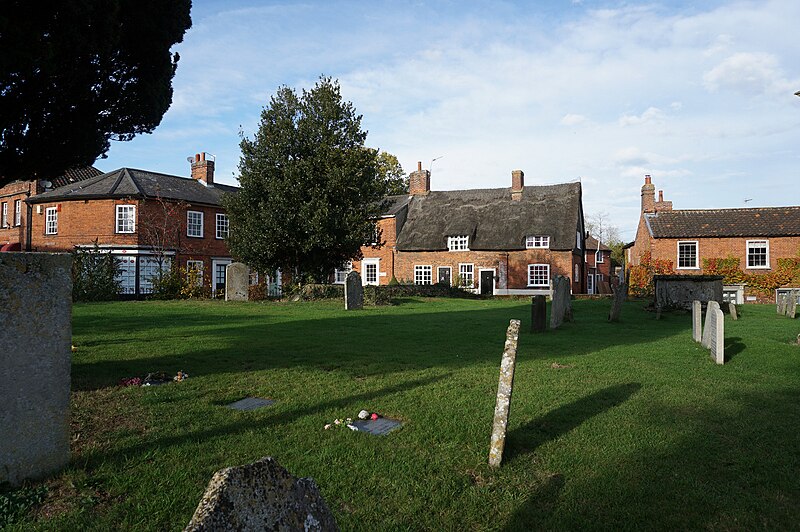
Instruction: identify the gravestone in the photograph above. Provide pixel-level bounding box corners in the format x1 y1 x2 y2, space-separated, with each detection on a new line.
777 294 787 315
788 291 798 319
488 319 521 468
344 271 363 310
692 300 702 342
549 276 572 329
708 307 725 364
185 456 338 532
531 295 547 333
653 274 723 311
1 253 72 486
224 262 249 301
728 303 738 321
350 417 402 436
608 283 628 322
701 301 721 349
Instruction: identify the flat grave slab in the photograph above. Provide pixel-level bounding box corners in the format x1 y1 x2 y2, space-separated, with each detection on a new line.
227 397 275 411
350 418 402 436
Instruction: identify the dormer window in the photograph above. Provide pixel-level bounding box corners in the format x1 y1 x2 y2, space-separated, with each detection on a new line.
525 236 549 249
447 235 469 251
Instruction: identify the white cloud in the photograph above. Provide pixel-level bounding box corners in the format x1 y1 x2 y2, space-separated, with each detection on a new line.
703 52 795 96
618 107 665 127
560 114 588 126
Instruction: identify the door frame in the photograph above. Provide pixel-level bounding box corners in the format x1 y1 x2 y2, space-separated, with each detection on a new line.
478 268 496 295
437 266 452 286
587 270 595 294
361 258 380 286
212 258 232 295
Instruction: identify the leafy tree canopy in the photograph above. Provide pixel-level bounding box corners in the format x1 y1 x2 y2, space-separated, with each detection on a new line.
0 1 192 186
376 151 407 195
224 76 386 283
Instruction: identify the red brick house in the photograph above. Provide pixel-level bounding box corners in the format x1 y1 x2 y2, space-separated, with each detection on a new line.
339 163 587 295
585 236 612 294
627 175 800 303
1 166 102 252
24 153 240 296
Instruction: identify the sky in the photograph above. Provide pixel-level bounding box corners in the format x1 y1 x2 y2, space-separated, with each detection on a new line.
97 0 800 241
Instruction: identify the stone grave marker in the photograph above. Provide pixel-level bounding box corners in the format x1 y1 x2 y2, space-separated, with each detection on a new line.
608 283 628 322
227 397 275 411
701 301 721 349
728 303 738 321
489 319 521 468
788 291 798 319
531 295 547 333
1 253 72 486
777 294 787 315
708 307 725 364
344 271 363 310
549 276 572 329
185 456 338 532
350 417 402 436
692 300 702 342
224 262 249 301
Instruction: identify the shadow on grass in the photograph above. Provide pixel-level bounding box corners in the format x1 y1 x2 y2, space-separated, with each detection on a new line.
504 383 642 463
503 472 566 532
725 337 745 361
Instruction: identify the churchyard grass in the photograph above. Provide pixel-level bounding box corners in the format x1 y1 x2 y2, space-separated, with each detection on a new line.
7 298 800 530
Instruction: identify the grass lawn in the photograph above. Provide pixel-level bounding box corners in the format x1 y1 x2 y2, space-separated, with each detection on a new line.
6 297 800 530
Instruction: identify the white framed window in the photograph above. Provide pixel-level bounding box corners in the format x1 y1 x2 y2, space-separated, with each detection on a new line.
596 250 604 263
115 205 136 233
362 259 379 286
577 231 583 249
459 263 474 288
45 207 58 234
334 261 352 284
414 265 432 285
525 235 549 249
528 264 550 287
14 199 21 226
139 256 169 295
186 260 204 287
1 202 7 228
447 235 469 251
677 241 698 269
187 210 204 238
115 255 137 294
216 213 229 239
365 223 379 245
746 240 769 269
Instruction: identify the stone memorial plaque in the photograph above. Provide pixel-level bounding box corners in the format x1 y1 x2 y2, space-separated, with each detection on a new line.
344 271 363 310
350 418 402 436
692 300 702 342
228 397 275 411
489 319 521 468
708 307 725 365
225 262 249 301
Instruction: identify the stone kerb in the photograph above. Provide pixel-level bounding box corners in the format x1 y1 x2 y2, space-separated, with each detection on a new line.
344 271 364 310
224 262 249 301
185 456 338 531
0 252 72 486
488 319 521 468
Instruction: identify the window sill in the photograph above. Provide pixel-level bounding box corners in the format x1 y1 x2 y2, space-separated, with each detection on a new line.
676 267 700 270
187 234 204 239
746 266 770 270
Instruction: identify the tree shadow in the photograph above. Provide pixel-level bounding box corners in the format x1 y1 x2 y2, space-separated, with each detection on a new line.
504 383 642 463
502 472 566 531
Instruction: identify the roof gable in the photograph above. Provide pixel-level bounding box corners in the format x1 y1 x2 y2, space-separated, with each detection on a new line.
646 207 800 238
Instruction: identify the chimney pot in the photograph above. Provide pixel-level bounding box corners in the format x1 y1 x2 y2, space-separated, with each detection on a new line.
658 190 663 201
417 161 422 172
195 153 200 162
645 174 651 184
511 170 524 201
201 152 206 161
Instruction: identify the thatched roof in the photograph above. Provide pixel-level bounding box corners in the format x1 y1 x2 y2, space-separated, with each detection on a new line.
395 182 583 251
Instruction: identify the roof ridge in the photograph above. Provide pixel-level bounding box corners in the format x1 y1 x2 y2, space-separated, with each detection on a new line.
665 205 800 213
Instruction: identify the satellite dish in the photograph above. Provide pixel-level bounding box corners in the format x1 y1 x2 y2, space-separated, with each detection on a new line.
40 180 53 189
186 156 194 163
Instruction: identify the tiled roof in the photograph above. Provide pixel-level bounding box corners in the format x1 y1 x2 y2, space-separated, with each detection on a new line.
395 182 583 251
646 207 800 238
585 236 611 251
51 166 104 188
29 168 238 206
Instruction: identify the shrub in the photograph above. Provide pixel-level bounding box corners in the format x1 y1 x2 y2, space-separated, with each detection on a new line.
150 266 210 300
628 251 674 297
71 243 121 301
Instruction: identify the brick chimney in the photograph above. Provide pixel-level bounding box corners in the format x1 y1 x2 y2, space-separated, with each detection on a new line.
511 170 524 201
191 152 214 187
641 174 655 213
655 189 673 212
409 161 430 196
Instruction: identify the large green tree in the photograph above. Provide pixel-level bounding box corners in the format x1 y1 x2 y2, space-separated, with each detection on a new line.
0 1 191 185
224 77 386 283
376 151 407 195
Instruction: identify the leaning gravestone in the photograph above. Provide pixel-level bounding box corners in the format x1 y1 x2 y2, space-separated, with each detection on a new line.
1 253 72 486
489 319 521 468
608 283 628 322
777 294 787 315
728 303 738 321
692 300 702 343
707 306 725 365
787 291 798 319
549 276 572 329
344 271 363 310
701 301 721 349
531 295 547 333
225 262 249 301
185 456 338 532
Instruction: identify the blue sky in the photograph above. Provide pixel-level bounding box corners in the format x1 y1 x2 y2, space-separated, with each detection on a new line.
98 0 800 241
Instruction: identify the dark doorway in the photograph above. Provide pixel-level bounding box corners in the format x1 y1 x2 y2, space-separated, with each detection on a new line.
438 267 451 286
480 270 494 295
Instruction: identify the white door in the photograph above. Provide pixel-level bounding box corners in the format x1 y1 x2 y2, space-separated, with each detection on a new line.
362 259 379 286
587 272 594 294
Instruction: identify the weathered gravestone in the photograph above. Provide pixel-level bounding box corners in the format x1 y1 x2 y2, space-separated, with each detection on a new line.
701 301 721 349
707 307 725 365
777 294 787 315
224 262 249 301
692 300 702 343
185 456 338 532
608 283 628 322
549 276 573 329
344 271 363 310
489 319 521 468
350 417 403 436
531 295 547 333
787 291 798 319
727 302 738 321
0 253 72 486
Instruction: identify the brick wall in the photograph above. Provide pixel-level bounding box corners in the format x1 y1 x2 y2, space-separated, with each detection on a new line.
0 181 34 249
650 236 800 274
